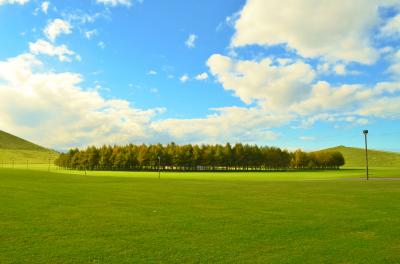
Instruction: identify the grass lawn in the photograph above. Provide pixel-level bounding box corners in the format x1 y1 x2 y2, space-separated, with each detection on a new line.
1 168 400 263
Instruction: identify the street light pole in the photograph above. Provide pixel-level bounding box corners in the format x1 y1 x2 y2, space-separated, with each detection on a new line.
158 156 161 179
363 130 369 180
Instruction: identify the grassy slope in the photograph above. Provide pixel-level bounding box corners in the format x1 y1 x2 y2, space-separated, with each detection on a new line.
320 145 400 168
0 130 58 164
0 130 46 150
0 168 399 263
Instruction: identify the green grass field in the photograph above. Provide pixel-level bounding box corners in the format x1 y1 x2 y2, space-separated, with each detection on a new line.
1 168 400 263
0 149 59 165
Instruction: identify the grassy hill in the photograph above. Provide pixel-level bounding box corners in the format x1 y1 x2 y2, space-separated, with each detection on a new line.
0 130 58 164
321 145 400 168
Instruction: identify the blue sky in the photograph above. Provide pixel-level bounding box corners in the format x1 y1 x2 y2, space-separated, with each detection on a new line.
1 0 400 151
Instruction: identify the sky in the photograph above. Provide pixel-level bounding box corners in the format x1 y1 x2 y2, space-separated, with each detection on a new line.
1 0 400 151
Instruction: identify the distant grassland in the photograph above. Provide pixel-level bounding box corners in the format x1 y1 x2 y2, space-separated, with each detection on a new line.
7 163 400 180
320 146 400 168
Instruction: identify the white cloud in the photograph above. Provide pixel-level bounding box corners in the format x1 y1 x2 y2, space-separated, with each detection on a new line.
180 74 189 83
231 0 400 64
97 41 106 49
29 39 76 62
317 63 331 74
0 53 42 85
293 80 400 119
96 0 132 7
207 50 400 126
381 14 400 37
358 97 400 118
151 107 285 144
290 81 369 115
317 62 358 76
185 34 197 48
334 64 346 75
44 19 72 42
0 0 29 5
300 136 315 141
147 70 157 75
41 1 49 14
84 29 97 39
0 53 163 149
387 50 400 77
1 51 399 149
0 53 287 148
195 72 208 80
207 54 315 108
62 9 110 25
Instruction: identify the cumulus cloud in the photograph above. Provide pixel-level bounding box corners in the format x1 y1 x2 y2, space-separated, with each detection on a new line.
44 19 72 42
0 53 163 149
381 14 400 37
2 51 399 149
0 0 29 5
230 0 400 64
207 51 400 125
358 97 400 119
29 39 76 62
290 82 369 115
387 50 400 77
195 72 208 80
180 74 189 83
207 54 315 108
185 34 197 48
295 80 400 119
41 1 49 14
334 64 346 75
0 53 289 148
151 107 286 144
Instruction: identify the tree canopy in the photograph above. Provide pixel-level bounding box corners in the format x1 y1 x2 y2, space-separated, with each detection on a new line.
55 143 345 172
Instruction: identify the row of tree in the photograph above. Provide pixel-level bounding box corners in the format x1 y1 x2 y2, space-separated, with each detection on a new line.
54 143 345 171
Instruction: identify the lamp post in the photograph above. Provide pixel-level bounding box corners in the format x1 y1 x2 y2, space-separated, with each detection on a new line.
158 156 161 179
363 130 369 180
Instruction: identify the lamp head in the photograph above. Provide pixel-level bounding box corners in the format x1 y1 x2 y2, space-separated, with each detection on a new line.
363 130 368 135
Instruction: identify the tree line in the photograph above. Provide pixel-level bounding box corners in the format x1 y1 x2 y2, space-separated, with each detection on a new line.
54 143 345 171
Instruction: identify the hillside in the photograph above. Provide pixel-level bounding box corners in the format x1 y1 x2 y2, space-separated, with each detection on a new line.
321 146 400 168
0 130 58 164
0 130 47 151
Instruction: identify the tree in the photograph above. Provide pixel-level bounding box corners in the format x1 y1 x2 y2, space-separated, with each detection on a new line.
56 143 345 172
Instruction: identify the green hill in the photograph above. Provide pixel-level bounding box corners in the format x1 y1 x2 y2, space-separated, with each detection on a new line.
0 130 58 164
321 146 400 168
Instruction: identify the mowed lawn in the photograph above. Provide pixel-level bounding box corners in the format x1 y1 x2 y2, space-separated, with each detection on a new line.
1 169 400 263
